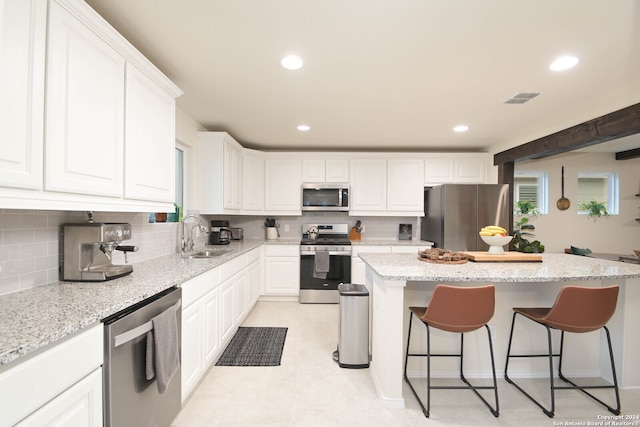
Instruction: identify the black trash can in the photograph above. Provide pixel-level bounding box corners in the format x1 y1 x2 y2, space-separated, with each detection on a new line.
333 283 369 368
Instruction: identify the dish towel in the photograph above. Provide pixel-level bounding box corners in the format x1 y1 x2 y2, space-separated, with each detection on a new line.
146 301 180 394
313 251 330 279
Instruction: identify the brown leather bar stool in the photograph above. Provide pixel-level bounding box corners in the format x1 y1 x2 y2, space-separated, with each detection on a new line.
504 285 621 417
404 284 499 418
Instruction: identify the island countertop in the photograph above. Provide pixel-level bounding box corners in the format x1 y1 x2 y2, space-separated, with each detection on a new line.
358 252 640 283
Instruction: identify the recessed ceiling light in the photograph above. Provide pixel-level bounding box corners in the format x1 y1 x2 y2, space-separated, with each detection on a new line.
549 55 579 71
281 55 303 70
453 125 469 133
297 124 310 131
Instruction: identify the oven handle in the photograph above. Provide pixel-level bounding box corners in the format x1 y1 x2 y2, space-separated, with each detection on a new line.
300 250 352 256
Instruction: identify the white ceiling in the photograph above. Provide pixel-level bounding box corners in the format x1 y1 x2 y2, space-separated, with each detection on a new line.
84 0 640 153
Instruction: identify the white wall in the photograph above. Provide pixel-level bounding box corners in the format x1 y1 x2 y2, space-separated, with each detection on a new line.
515 152 640 254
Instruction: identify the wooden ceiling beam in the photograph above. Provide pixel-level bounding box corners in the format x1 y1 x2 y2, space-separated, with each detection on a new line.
615 147 640 160
494 102 640 165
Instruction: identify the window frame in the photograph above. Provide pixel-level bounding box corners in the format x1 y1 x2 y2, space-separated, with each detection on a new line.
514 171 548 214
576 172 619 215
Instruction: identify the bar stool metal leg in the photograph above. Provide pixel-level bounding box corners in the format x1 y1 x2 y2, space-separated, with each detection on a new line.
505 311 621 418
404 311 500 418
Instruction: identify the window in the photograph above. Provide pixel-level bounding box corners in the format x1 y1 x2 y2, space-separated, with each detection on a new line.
577 172 619 215
514 171 548 214
175 147 184 210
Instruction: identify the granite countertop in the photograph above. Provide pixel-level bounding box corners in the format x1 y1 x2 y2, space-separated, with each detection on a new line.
0 236 433 368
358 252 640 283
0 239 281 367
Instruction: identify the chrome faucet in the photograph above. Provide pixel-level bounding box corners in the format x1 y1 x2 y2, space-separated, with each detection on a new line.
181 214 208 256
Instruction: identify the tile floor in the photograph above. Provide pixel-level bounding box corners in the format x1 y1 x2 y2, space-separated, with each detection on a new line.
173 301 640 426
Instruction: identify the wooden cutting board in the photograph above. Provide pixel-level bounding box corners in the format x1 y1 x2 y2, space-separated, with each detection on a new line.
465 251 543 262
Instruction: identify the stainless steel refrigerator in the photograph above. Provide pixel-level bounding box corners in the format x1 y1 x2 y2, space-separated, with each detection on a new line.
420 184 509 251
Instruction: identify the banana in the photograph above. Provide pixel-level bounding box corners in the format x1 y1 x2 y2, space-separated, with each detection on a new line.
479 225 507 236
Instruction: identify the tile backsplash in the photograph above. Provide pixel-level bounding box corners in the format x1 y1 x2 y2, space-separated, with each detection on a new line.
0 209 420 296
0 210 184 296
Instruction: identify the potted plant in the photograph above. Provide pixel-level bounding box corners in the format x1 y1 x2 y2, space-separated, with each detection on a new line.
513 200 545 253
579 200 609 221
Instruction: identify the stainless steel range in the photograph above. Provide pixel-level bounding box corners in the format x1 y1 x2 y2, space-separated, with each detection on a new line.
299 223 352 304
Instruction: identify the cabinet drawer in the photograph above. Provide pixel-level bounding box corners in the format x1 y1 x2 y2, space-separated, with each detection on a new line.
181 268 220 308
265 245 299 257
0 324 103 427
219 254 247 281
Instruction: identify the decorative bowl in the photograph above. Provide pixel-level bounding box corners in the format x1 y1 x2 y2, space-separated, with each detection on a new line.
480 234 513 255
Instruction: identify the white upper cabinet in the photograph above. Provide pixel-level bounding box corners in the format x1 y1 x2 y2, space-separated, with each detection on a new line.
351 157 424 216
350 158 387 212
124 63 176 202
264 156 301 214
302 158 349 183
424 158 455 184
424 154 487 185
325 159 350 182
454 156 486 183
0 0 46 190
0 0 181 211
45 0 125 197
242 148 265 213
198 132 243 214
387 159 424 213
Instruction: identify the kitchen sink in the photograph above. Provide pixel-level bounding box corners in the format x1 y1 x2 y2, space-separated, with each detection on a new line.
186 249 231 258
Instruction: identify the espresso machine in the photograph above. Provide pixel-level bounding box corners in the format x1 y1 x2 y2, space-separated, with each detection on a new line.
60 212 138 281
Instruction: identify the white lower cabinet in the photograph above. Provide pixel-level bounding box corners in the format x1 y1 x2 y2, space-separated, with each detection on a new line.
181 249 260 402
181 298 205 400
0 324 103 427
219 275 236 345
351 246 390 287
180 268 221 401
264 245 300 297
16 368 102 427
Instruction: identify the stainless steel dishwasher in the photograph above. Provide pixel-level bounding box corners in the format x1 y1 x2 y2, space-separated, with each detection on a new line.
103 286 182 427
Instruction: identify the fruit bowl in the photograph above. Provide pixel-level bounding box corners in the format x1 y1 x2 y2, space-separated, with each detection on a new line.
480 234 513 254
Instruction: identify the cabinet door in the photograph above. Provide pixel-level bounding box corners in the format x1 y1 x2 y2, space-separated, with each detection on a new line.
202 288 220 368
220 277 236 343
124 63 176 202
16 369 102 427
302 159 325 182
455 158 486 183
424 158 455 184
247 259 260 306
387 159 424 212
325 159 349 182
264 157 301 212
181 302 203 401
0 0 46 190
265 256 299 295
235 271 248 323
45 0 125 197
350 158 387 212
224 141 242 209
242 149 264 212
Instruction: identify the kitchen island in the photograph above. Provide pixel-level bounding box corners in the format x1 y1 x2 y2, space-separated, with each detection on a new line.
359 252 640 408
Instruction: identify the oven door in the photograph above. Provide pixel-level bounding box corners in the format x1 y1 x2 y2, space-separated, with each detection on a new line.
299 251 351 303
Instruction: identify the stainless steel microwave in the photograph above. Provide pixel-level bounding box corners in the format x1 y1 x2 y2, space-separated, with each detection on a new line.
301 184 349 211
